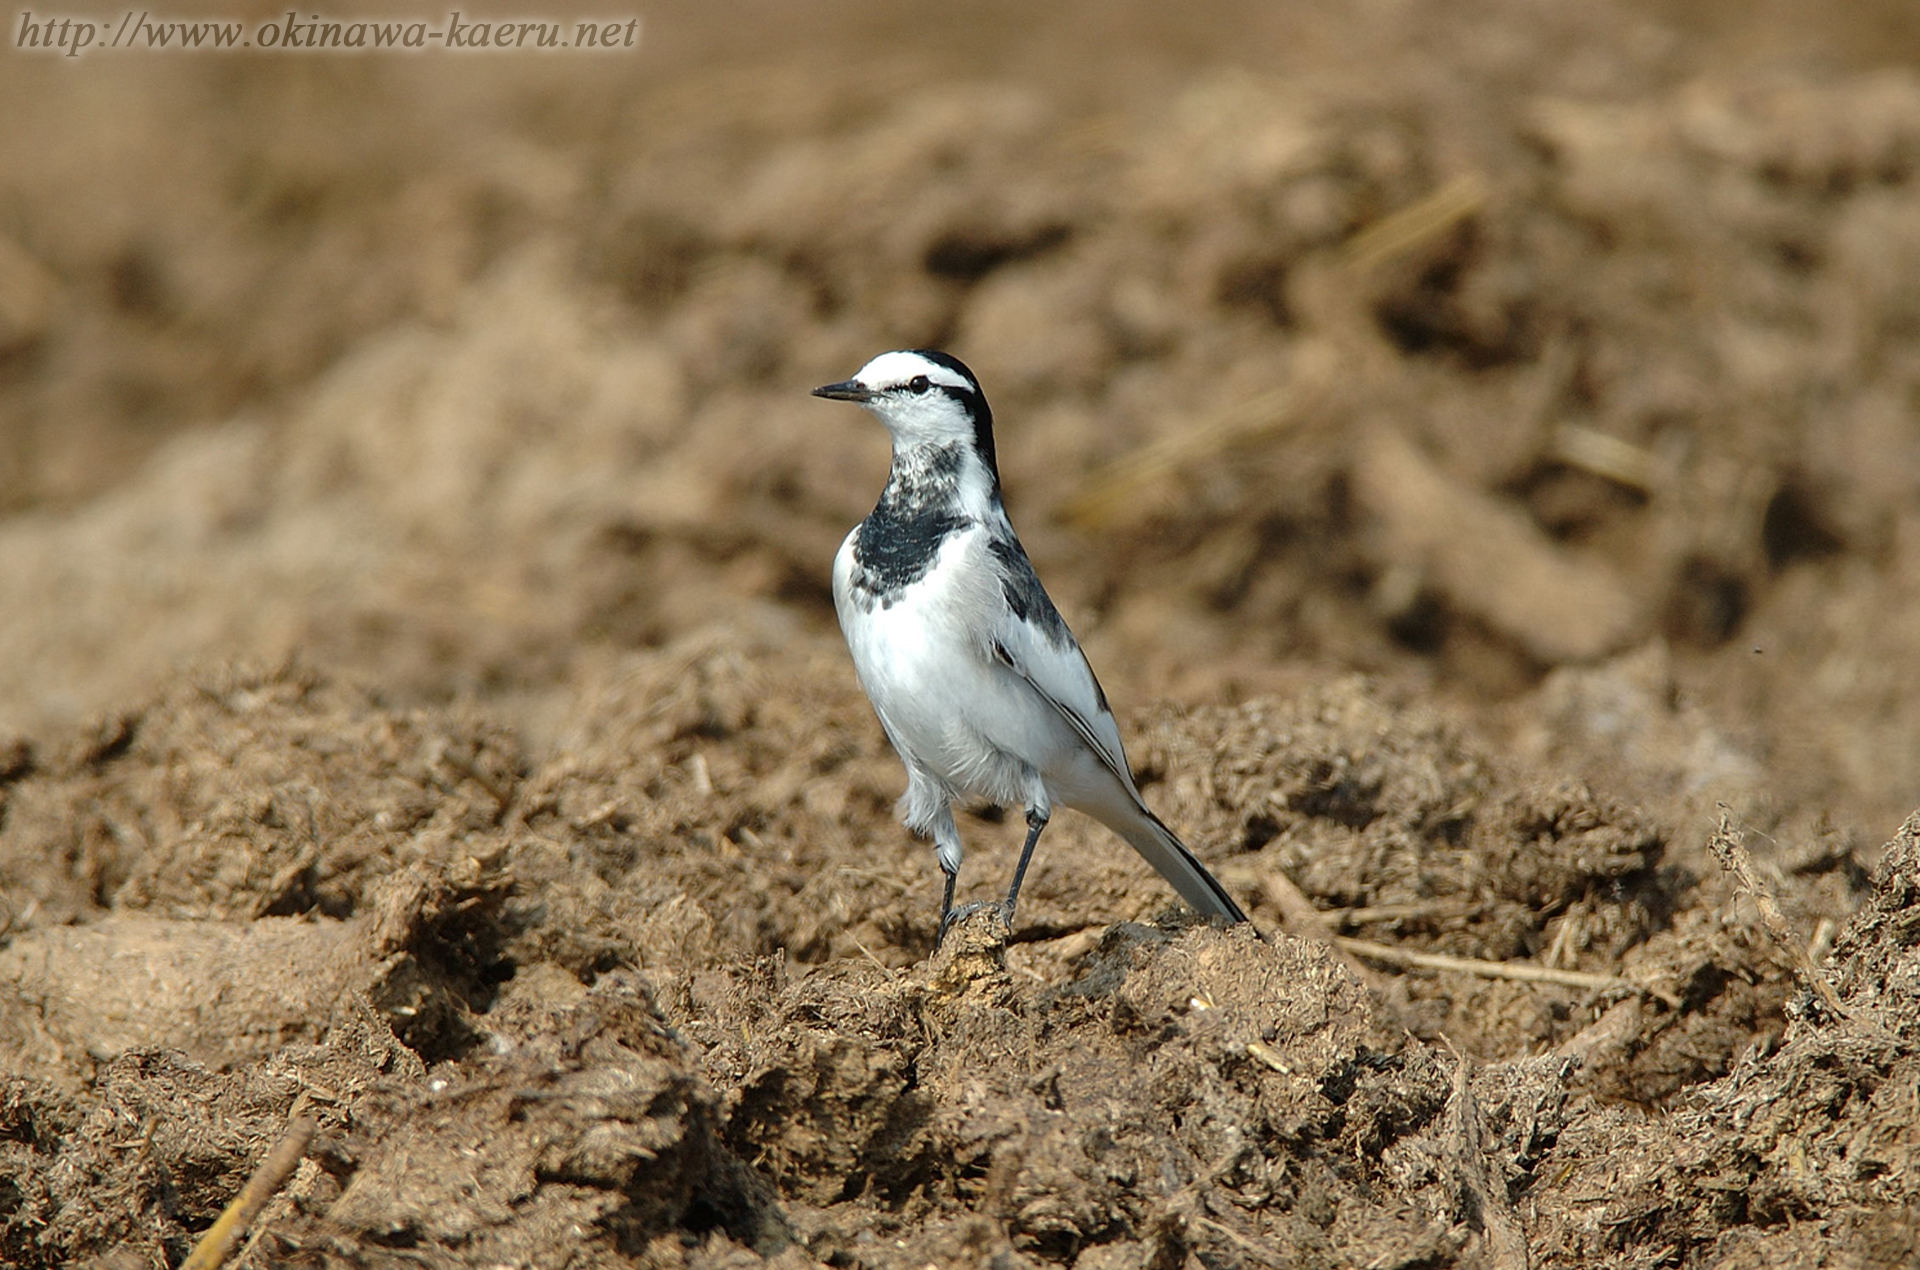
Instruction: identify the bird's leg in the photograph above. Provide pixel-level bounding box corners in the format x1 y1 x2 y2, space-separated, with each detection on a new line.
934 863 960 947
932 804 966 950
1003 804 1051 922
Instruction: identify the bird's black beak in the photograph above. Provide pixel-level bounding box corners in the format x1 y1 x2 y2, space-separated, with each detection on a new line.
812 380 875 402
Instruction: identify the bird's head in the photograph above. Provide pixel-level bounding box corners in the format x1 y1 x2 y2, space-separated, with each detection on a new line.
813 349 998 480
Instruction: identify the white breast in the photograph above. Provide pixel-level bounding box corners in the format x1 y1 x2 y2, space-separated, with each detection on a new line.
834 526 1075 806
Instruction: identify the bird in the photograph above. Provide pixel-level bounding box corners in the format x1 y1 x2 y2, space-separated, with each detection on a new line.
813 349 1251 943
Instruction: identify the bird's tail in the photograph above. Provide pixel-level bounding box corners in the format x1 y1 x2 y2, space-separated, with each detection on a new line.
1106 802 1250 925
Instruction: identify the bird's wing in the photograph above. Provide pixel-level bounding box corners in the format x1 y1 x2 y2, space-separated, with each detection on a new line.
979 533 1140 796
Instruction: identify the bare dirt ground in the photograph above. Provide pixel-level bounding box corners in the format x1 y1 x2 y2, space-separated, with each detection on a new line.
2 1 1919 1266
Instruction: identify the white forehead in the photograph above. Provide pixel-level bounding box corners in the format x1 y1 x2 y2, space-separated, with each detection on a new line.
854 351 975 393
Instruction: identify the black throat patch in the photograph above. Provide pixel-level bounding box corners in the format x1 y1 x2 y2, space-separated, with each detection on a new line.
850 443 973 606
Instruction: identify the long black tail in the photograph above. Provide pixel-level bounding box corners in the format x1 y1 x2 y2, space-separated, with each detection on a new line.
1108 802 1251 924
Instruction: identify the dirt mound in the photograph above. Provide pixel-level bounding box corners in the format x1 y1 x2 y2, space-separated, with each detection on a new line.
0 658 1904 1267
1536 814 1920 1268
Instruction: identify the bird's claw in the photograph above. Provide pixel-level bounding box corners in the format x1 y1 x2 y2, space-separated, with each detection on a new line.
935 899 1012 951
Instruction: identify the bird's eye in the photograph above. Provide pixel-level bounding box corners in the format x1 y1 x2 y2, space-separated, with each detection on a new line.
907 375 931 393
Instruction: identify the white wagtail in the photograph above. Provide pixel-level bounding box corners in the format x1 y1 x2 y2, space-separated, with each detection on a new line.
813 349 1252 942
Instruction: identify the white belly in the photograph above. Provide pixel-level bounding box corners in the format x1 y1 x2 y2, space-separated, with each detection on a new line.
834 529 1079 805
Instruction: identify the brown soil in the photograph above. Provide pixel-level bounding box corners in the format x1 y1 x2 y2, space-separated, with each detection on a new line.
2 2 1918 1266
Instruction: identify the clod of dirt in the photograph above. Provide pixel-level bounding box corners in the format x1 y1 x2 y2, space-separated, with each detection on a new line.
922 904 1017 1002
658 917 1572 1269
0 664 525 930
1534 812 1920 1268
310 970 787 1267
0 914 362 1087
0 997 417 1268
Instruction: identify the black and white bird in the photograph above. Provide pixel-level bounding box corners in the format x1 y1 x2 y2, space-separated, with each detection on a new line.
813 349 1251 942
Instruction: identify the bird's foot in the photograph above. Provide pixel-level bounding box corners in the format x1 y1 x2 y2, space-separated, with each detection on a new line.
935 900 1013 952
927 900 1012 992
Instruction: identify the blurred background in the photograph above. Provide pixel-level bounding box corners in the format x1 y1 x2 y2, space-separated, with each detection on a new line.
3 0 1918 844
